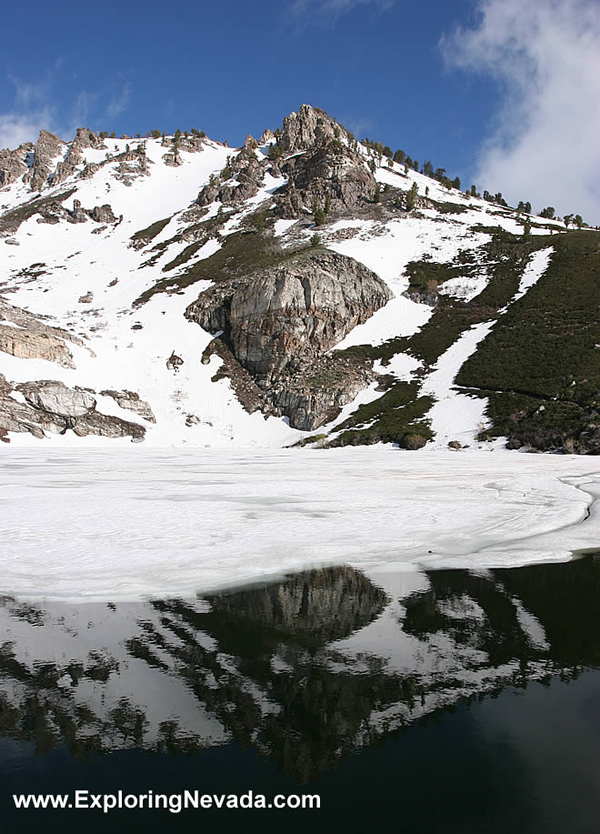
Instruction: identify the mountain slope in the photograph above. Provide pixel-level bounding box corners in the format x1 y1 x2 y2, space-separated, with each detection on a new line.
0 105 597 452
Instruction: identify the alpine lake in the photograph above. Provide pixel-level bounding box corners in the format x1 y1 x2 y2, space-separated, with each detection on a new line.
0 555 599 833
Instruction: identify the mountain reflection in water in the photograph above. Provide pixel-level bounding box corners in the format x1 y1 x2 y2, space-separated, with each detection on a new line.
0 556 599 786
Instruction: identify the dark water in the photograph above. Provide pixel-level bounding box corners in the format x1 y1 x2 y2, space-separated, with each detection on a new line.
0 556 599 833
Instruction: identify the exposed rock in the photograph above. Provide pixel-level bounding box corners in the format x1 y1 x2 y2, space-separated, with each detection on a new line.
0 326 75 367
166 352 184 372
78 291 93 304
259 129 275 145
19 381 96 417
279 104 341 154
275 141 376 219
78 162 101 179
0 377 146 442
187 249 392 429
4 238 19 245
90 204 117 224
179 136 204 153
100 389 156 422
0 297 83 367
163 152 183 167
70 199 89 223
196 144 265 207
23 130 65 192
0 143 33 187
201 339 264 415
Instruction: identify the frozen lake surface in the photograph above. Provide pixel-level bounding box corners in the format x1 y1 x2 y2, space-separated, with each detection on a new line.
1 448 599 600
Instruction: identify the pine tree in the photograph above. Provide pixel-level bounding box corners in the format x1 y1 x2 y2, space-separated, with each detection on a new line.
312 197 326 226
539 206 555 219
574 214 583 229
406 182 418 210
374 184 381 203
393 149 406 164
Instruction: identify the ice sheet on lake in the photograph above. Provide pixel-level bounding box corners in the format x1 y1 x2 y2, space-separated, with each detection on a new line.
0 448 598 600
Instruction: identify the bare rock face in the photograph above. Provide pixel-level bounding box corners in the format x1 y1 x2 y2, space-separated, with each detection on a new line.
20 381 96 417
186 249 392 429
0 326 75 367
0 377 146 442
0 143 33 187
100 389 156 423
23 130 65 192
0 298 83 368
197 144 265 207
90 204 117 224
53 128 106 186
275 141 376 220
279 104 339 154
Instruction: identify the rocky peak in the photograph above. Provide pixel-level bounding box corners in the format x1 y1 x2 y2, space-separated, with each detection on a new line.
279 104 343 154
275 140 376 219
0 143 33 187
23 129 65 192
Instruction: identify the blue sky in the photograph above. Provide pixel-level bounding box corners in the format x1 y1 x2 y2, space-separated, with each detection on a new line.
1 0 599 221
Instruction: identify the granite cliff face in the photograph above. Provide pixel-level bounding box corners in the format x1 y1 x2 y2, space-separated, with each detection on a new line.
276 139 377 219
186 249 392 429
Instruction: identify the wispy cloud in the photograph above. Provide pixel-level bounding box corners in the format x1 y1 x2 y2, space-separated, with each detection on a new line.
0 69 134 150
106 81 132 119
0 111 53 149
441 0 600 223
287 0 394 27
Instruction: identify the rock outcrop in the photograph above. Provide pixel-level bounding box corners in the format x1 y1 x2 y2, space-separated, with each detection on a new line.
53 128 106 185
186 249 392 429
22 130 65 192
0 298 83 367
0 377 146 442
197 137 265 207
100 389 156 422
0 143 33 187
279 104 341 154
276 141 376 219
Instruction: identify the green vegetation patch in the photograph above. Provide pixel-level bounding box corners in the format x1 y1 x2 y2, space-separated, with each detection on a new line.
135 229 318 306
130 216 171 245
457 230 600 451
330 380 434 447
0 188 76 236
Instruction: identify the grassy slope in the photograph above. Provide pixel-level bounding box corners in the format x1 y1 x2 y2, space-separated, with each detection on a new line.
457 230 600 451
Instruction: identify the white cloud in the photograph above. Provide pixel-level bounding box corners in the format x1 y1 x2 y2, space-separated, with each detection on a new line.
106 81 132 119
0 110 53 149
441 0 600 223
0 71 134 150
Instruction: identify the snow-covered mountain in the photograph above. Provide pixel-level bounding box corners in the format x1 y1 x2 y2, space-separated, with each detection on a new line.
0 105 597 452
